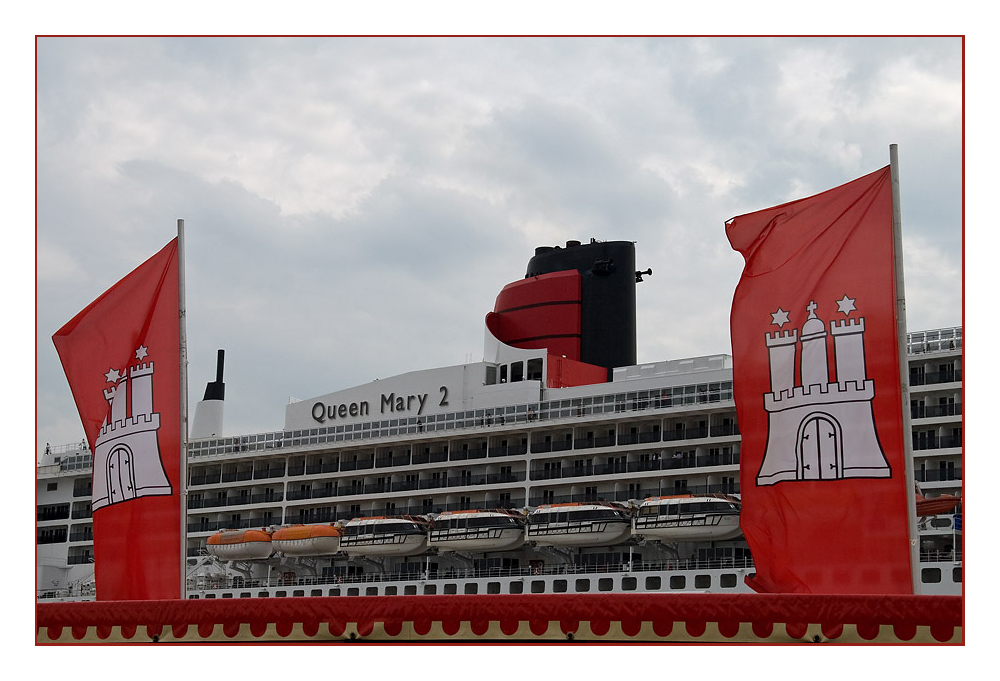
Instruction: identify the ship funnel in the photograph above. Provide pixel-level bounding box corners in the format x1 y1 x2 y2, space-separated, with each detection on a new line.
524 239 638 374
191 349 226 438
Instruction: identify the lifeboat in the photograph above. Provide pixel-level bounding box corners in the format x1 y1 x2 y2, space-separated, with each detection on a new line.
633 495 742 542
271 524 343 556
428 509 526 552
206 528 273 561
526 502 632 547
339 516 430 557
916 494 961 517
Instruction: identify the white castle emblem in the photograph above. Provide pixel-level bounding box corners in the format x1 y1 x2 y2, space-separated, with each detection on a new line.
757 296 892 486
91 344 173 511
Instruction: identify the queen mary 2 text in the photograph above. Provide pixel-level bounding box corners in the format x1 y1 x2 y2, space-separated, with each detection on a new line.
311 390 435 424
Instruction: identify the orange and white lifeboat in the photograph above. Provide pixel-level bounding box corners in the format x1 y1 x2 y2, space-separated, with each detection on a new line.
633 495 742 542
271 524 342 556
916 493 961 517
339 516 429 557
527 502 632 547
429 509 526 552
206 528 273 561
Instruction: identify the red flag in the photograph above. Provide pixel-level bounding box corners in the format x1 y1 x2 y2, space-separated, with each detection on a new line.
52 238 181 600
726 166 912 594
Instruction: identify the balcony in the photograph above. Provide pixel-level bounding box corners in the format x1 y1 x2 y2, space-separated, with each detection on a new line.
411 451 449 465
253 466 286 480
528 481 740 506
530 451 739 481
188 491 284 508
488 444 529 458
663 427 710 442
449 447 489 462
912 435 963 451
911 403 963 419
910 369 962 387
915 468 963 483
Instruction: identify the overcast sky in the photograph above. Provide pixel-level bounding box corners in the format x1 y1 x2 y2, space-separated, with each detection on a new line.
32 36 963 456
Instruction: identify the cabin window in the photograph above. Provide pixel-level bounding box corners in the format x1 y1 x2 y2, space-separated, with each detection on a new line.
598 578 614 592
720 574 738 588
921 568 942 584
509 581 524 594
531 580 546 594
622 577 637 591
669 575 686 590
553 579 567 593
645 576 661 590
575 579 591 592
527 358 543 381
695 575 712 589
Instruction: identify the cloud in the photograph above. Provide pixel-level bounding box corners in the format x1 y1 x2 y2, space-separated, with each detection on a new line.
35 37 963 453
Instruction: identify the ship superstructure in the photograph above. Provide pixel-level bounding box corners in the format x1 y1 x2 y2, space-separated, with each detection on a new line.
37 240 963 600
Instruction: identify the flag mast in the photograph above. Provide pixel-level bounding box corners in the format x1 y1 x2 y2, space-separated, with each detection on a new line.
178 218 189 599
890 144 921 593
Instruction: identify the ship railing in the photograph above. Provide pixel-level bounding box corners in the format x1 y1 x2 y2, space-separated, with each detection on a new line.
919 549 962 563
189 557 760 593
185 548 964 594
909 368 962 386
914 468 963 482
906 327 962 355
527 483 740 507
37 585 95 601
911 403 963 419
911 436 963 452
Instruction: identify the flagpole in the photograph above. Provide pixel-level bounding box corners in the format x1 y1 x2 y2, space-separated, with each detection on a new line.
890 144 921 593
178 218 189 599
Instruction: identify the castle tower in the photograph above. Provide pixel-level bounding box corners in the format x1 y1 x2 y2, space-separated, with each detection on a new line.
800 301 829 388
765 329 798 398
831 318 867 386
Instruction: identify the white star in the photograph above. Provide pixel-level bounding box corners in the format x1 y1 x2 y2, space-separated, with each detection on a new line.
135 345 149 361
104 367 121 383
836 295 857 316
770 307 790 328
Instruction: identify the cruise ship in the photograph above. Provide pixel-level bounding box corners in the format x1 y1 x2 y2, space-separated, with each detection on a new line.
36 239 963 601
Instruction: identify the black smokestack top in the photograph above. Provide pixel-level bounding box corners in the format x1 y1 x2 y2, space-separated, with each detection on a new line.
525 239 639 375
202 349 226 401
